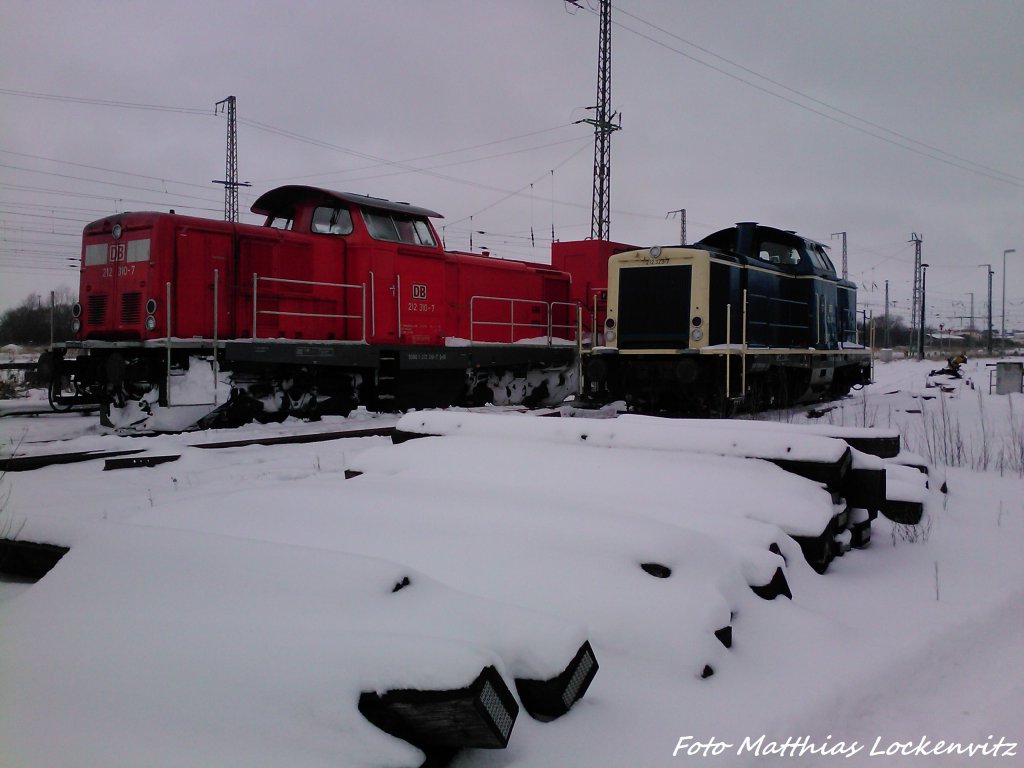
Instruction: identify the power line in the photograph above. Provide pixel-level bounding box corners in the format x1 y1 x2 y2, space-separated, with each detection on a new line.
0 162 222 205
600 6 1024 188
0 88 210 116
253 124 581 184
0 148 217 191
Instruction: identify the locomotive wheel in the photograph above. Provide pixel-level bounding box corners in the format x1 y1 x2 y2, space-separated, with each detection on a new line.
47 378 76 412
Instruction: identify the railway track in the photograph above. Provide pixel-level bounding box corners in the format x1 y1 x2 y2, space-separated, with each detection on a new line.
1 424 397 473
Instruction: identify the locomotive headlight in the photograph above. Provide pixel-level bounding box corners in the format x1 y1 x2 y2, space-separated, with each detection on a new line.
145 298 158 315
71 302 82 318
690 328 704 341
605 329 616 342
144 315 157 331
71 318 82 333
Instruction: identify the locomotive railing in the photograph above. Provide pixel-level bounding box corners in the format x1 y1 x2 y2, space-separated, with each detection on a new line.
549 301 578 341
252 273 366 342
468 296 578 344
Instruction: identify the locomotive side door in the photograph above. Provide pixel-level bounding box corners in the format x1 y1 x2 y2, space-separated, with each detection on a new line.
396 249 445 345
543 273 573 341
172 224 233 339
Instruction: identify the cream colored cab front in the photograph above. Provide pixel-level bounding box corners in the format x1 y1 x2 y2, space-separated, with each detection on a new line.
604 246 712 353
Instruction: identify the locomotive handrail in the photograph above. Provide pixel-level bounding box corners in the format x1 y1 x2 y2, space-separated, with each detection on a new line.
252 273 366 342
548 301 578 342
469 295 577 345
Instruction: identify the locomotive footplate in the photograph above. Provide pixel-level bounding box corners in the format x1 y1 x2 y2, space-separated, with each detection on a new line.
401 344 576 371
223 340 575 373
225 340 380 368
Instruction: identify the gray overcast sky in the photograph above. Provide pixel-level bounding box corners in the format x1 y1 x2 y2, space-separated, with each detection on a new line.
1 0 1021 331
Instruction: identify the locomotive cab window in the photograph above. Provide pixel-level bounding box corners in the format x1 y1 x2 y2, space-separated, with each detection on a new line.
265 215 293 230
362 209 436 247
758 240 801 267
809 245 837 274
311 206 353 235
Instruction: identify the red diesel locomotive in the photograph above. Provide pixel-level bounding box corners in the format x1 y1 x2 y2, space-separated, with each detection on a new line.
43 185 633 425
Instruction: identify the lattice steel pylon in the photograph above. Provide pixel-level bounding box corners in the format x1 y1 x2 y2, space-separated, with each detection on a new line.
909 233 922 352
214 96 250 222
575 0 620 241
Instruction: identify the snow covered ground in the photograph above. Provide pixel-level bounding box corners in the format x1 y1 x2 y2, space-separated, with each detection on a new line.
1 356 1022 767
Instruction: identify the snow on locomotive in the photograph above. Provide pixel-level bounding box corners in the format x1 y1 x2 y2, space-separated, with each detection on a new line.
582 222 872 413
42 185 631 427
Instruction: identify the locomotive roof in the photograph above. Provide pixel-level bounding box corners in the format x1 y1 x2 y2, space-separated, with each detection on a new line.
697 223 828 251
251 185 443 219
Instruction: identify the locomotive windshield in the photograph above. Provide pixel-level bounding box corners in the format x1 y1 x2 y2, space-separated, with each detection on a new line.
362 209 436 247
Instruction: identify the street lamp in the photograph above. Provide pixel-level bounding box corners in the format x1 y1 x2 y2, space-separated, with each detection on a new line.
1002 249 1016 355
919 263 930 360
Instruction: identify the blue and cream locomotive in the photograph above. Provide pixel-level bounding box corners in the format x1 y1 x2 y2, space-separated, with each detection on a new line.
584 222 871 413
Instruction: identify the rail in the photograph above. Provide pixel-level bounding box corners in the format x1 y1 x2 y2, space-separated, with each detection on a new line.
252 273 367 342
468 296 578 344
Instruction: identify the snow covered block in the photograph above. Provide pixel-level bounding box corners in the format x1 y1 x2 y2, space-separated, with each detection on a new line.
842 467 886 511
750 567 792 600
880 500 923 525
768 446 851 492
393 411 853 468
395 411 856 502
0 538 69 579
879 463 928 525
358 665 519 750
515 641 599 722
663 418 901 459
849 508 872 549
839 432 900 459
714 625 733 648
750 545 792 599
792 518 839 574
891 450 930 476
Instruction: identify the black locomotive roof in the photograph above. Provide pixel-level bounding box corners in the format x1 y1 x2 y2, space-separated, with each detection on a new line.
696 222 827 252
251 185 443 219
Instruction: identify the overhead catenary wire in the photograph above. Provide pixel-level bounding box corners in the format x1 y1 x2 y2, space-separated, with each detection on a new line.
586 5 1024 189
609 5 1024 187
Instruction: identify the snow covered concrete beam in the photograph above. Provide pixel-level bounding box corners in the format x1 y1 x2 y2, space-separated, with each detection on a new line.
849 508 873 549
879 463 929 525
394 411 857 493
842 467 886 512
358 664 519 750
0 538 69 579
515 641 599 722
750 567 793 600
880 500 924 525
793 518 840 575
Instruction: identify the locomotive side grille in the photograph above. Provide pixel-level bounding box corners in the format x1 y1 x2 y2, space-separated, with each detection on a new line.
617 265 692 349
87 294 108 325
120 292 141 324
